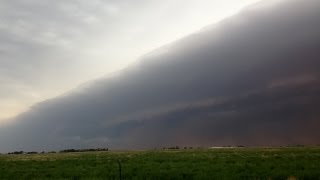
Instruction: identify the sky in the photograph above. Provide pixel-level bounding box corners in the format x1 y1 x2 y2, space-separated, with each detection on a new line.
0 0 260 122
1 0 320 152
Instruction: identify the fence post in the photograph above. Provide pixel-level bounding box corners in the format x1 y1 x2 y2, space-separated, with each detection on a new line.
118 159 122 180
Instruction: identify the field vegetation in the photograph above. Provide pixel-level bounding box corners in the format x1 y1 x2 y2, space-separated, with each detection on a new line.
0 147 320 179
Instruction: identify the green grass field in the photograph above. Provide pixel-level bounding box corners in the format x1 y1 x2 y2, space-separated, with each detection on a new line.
1 147 320 179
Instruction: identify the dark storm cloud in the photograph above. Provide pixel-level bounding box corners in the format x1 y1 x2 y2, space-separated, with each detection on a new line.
1 0 320 152
1 0 255 120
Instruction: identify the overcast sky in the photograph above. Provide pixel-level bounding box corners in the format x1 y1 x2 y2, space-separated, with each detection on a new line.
0 0 260 122
0 0 320 152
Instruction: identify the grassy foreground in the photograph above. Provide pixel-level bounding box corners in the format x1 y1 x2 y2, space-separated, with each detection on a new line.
0 147 320 179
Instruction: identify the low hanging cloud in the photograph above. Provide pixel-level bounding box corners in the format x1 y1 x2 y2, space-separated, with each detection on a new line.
1 0 320 152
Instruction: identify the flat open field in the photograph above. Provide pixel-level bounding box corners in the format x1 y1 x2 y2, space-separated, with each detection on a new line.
1 147 320 179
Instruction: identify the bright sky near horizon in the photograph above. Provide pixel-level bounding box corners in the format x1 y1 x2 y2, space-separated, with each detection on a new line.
0 0 261 123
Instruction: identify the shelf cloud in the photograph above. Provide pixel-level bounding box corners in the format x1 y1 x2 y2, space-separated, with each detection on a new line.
0 0 320 152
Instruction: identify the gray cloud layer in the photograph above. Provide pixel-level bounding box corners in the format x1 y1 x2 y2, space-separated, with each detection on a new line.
0 0 257 120
1 0 320 152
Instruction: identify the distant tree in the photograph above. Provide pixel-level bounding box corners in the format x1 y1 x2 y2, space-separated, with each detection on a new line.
59 148 108 153
8 151 24 155
26 152 38 154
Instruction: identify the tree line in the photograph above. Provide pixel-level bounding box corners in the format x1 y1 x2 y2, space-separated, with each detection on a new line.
7 148 108 155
